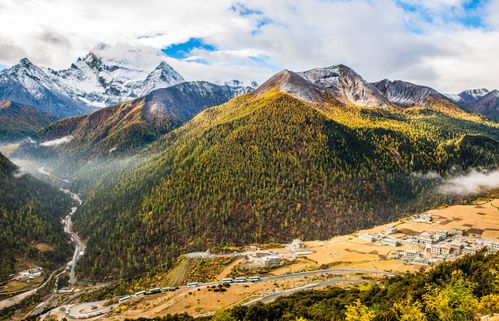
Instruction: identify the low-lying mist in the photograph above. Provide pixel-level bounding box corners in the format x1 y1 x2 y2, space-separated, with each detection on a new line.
438 168 499 196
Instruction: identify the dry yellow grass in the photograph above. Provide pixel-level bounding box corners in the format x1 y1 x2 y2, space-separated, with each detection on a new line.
81 197 499 320
280 197 499 274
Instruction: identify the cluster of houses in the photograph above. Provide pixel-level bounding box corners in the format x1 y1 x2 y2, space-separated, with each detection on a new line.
244 239 311 269
14 267 43 282
359 222 499 266
393 228 499 265
358 226 400 247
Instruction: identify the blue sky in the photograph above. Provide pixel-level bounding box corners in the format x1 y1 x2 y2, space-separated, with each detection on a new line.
1 0 499 92
395 0 489 29
160 0 494 73
162 38 217 60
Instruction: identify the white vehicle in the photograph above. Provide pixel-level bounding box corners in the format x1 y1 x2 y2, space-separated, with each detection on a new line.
162 286 175 292
119 295 132 303
134 290 146 296
234 277 247 283
249 276 261 282
222 278 234 283
186 282 199 288
147 287 161 294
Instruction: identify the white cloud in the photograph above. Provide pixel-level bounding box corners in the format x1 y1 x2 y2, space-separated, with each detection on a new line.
40 135 73 147
438 168 499 196
0 0 498 92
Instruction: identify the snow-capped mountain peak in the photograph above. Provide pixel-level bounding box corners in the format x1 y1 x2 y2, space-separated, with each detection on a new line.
449 88 490 104
0 43 186 115
298 65 390 107
140 61 185 96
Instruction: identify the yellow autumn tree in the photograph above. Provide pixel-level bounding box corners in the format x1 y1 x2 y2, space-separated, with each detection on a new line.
345 299 376 321
392 296 427 321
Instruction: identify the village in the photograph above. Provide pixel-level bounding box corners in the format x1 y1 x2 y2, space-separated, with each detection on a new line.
241 239 312 269
358 212 499 266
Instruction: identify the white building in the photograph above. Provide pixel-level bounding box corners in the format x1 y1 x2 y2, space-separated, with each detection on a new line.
380 237 400 247
262 255 282 267
358 234 376 242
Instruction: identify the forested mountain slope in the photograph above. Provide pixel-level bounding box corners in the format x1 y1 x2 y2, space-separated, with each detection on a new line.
0 101 55 142
72 73 499 280
0 152 71 279
14 81 251 160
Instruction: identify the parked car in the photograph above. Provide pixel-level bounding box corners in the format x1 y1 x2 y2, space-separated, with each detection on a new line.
222 278 234 284
186 282 199 287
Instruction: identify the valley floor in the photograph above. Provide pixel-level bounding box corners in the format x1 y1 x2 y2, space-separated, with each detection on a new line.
40 194 499 320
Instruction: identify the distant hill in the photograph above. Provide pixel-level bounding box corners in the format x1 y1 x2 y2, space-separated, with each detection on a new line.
0 101 55 142
0 152 72 279
15 81 252 160
71 66 499 280
447 88 499 120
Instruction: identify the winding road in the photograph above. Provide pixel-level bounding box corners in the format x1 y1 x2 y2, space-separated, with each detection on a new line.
64 268 393 319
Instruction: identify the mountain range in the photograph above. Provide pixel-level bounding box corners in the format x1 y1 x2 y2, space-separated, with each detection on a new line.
447 88 499 120
0 43 497 121
58 65 498 280
0 43 202 118
0 43 498 281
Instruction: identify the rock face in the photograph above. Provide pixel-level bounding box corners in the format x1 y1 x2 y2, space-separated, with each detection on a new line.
144 81 252 123
254 69 323 103
0 44 186 118
255 65 390 107
298 65 390 107
371 79 450 106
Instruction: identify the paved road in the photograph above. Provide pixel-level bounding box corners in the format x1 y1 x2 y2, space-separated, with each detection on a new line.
185 251 245 259
66 300 118 319
0 268 61 311
243 278 368 306
194 268 394 288
62 268 393 319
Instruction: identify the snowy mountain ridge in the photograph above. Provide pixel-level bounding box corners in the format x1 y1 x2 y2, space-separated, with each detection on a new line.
0 43 186 117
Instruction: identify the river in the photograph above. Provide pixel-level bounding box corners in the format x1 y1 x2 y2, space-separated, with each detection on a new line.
0 168 84 311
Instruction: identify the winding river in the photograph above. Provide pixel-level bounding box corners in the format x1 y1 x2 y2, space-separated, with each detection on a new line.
0 168 84 311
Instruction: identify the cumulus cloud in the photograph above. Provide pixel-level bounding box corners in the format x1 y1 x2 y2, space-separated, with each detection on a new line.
0 0 498 91
438 168 499 196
